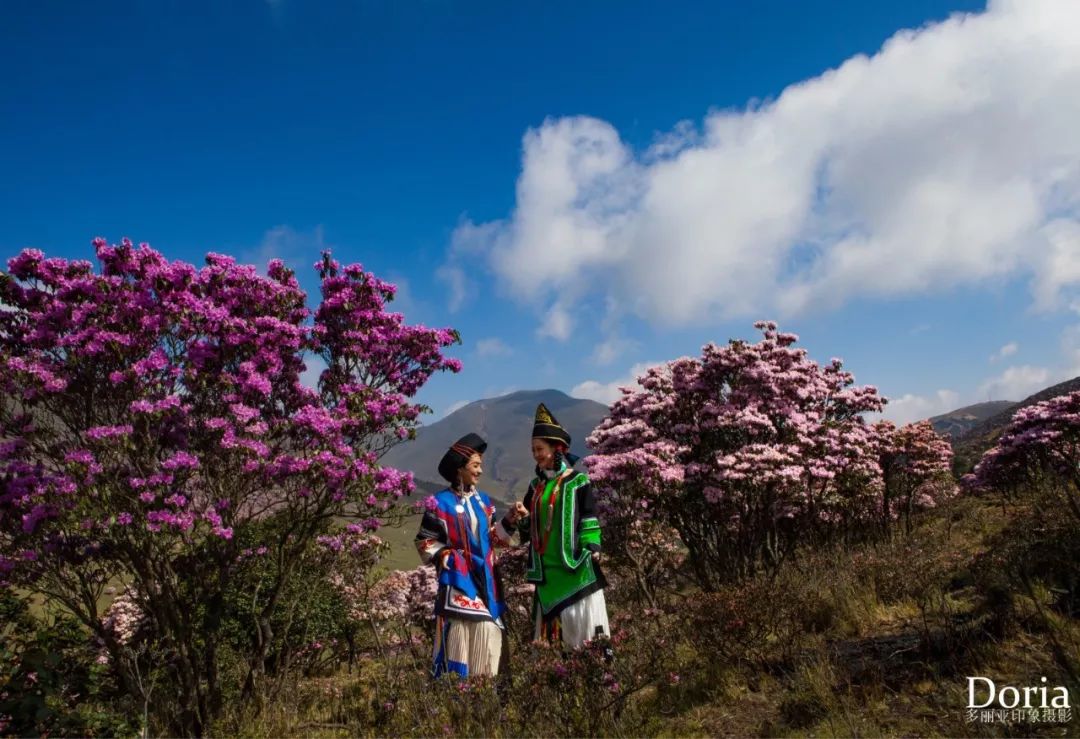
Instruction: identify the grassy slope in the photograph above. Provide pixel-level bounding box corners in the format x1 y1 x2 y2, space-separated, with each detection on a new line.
659 498 1079 738
244 494 1080 738
374 515 424 572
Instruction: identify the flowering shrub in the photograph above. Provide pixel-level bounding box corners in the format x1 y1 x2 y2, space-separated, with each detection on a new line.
874 420 956 535
211 523 392 685
964 391 1080 623
362 565 438 625
587 322 885 589
332 563 439 654
0 590 138 737
100 588 148 651
493 544 534 635
0 239 460 734
369 625 670 738
601 508 685 608
967 390 1080 521
96 587 150 669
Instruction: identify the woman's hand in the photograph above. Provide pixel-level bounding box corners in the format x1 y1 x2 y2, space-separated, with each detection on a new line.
507 501 529 525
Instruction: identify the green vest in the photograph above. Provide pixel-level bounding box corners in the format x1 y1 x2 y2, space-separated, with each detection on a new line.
524 469 602 615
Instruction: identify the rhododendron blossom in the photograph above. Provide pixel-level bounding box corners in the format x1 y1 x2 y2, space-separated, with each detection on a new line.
587 322 888 589
0 239 460 733
873 419 955 534
967 389 1080 522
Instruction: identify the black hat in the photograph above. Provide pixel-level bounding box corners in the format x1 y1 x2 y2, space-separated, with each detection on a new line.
437 433 488 484
532 403 571 446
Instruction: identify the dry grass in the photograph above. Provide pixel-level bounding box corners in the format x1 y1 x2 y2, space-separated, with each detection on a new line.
14 494 1078 737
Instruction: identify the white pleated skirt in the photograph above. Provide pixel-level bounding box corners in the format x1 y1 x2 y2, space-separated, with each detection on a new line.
535 588 610 649
443 618 502 676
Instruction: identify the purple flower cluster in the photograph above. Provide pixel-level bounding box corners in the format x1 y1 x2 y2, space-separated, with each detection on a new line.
0 238 459 592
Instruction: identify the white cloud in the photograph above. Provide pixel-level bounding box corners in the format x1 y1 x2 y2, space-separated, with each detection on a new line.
590 335 638 365
881 389 961 425
436 264 467 313
1060 324 1080 375
451 0 1080 331
989 342 1019 363
572 361 661 405
438 219 504 313
1032 219 1080 310
977 365 1052 402
537 303 572 341
475 338 512 357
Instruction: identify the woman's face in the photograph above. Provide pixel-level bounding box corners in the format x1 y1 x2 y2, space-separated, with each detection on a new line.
457 453 483 488
531 438 557 470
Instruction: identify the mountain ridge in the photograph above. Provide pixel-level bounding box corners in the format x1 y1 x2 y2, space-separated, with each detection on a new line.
951 374 1080 473
927 400 1016 439
382 388 610 504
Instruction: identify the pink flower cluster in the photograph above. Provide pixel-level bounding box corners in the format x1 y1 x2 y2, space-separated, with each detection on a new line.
874 419 956 525
586 321 952 586
967 389 1080 515
101 588 148 650
358 565 439 624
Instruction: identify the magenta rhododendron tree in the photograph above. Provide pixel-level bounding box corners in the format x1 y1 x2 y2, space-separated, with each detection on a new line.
587 322 885 590
874 420 955 535
967 390 1080 521
0 239 460 734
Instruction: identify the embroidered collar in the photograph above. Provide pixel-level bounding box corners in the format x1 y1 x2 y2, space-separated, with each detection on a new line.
452 485 477 499
539 460 569 481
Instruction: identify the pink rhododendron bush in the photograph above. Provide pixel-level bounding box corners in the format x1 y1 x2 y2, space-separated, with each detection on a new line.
874 419 956 535
968 390 1080 522
359 567 434 625
332 558 438 653
0 239 460 734
586 322 955 591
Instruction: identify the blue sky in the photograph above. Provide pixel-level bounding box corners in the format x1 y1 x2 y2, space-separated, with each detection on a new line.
3 0 1079 424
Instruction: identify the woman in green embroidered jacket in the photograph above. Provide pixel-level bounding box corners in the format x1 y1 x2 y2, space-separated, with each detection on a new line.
505 403 610 649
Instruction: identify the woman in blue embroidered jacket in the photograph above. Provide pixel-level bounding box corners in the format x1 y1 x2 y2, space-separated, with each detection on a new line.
414 433 521 678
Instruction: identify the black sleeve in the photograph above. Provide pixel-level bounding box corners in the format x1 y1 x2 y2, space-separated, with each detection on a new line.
514 483 535 543
576 479 601 553
415 509 450 569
